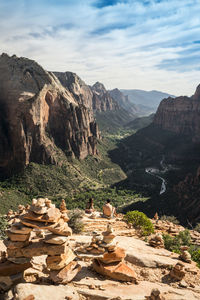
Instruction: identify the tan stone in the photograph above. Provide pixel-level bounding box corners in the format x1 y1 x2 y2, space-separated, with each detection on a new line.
46 248 75 270
9 223 32 235
4 240 30 249
170 263 186 280
23 208 60 223
50 261 81 283
93 259 137 282
7 231 30 242
0 260 31 276
44 234 68 245
7 241 69 258
48 220 72 236
99 247 125 264
30 205 48 215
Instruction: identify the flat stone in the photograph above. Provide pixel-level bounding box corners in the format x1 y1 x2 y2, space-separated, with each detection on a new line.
0 260 31 276
9 223 32 235
93 259 137 282
4 240 30 249
0 273 23 292
14 283 79 300
50 261 81 284
7 231 31 242
7 241 69 258
48 219 72 236
7 257 31 264
44 234 68 245
99 247 125 264
46 248 75 270
23 208 61 223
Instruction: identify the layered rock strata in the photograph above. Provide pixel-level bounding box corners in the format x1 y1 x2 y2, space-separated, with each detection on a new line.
0 53 99 177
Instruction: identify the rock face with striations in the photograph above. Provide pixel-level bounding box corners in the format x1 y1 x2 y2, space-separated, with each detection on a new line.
91 82 119 112
153 85 200 142
0 54 99 178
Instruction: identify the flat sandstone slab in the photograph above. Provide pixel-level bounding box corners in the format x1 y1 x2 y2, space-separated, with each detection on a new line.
7 241 69 258
0 260 31 276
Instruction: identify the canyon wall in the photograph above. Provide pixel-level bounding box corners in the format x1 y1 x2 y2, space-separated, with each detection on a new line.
0 54 99 177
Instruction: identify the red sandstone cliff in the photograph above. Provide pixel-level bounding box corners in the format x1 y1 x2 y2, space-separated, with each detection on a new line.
0 54 99 177
153 85 200 142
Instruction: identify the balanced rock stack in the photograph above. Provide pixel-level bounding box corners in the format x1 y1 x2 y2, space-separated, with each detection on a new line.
170 262 186 281
179 246 192 263
0 198 81 287
92 224 137 282
148 234 164 248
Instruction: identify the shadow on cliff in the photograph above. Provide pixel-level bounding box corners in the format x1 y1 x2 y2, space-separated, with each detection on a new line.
108 124 200 223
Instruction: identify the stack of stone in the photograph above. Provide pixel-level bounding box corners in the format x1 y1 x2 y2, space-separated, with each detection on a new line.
148 234 164 248
59 199 69 222
0 198 81 287
92 224 137 282
170 262 186 281
179 246 192 263
145 288 165 300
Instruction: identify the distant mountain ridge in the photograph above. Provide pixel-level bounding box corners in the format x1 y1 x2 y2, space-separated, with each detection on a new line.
121 89 175 110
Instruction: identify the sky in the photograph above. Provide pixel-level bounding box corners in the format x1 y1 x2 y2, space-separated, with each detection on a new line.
0 0 200 96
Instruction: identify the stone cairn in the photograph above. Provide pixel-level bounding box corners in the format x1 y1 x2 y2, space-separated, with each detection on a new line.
0 198 81 286
179 245 192 263
145 288 165 300
77 223 137 282
148 233 164 248
169 262 186 281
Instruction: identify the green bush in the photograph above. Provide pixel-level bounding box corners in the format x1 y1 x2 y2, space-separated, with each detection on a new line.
0 215 8 240
163 229 191 253
68 209 84 234
190 248 200 268
160 215 179 225
124 210 154 236
194 223 200 232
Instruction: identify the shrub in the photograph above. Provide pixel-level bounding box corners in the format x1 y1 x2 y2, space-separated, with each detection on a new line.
124 210 154 236
0 215 8 240
194 223 200 232
68 209 84 234
160 215 179 225
163 229 191 253
190 248 200 268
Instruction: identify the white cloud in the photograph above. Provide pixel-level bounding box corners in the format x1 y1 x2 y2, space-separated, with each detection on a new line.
0 0 200 95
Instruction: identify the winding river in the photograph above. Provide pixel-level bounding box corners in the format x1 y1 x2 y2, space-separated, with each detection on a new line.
145 157 167 195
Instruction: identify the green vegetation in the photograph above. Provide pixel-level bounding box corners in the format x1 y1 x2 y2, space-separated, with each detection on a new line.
163 230 200 268
68 209 84 234
0 215 8 240
124 210 154 236
163 230 191 253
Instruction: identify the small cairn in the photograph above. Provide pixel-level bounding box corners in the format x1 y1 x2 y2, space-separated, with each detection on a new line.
91 224 137 282
148 233 164 248
179 246 192 263
0 198 81 289
145 288 165 300
170 262 186 281
59 199 69 222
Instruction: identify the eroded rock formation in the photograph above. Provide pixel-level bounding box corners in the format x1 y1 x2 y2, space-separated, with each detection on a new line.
153 85 200 142
0 54 99 177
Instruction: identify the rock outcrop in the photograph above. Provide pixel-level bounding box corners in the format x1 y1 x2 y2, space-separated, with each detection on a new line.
153 86 200 142
91 82 119 112
109 88 138 116
0 54 99 178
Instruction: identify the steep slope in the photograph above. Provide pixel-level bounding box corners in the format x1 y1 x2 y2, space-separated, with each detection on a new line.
53 71 93 112
0 54 99 178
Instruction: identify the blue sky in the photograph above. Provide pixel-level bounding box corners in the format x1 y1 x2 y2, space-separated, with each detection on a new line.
0 0 200 95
